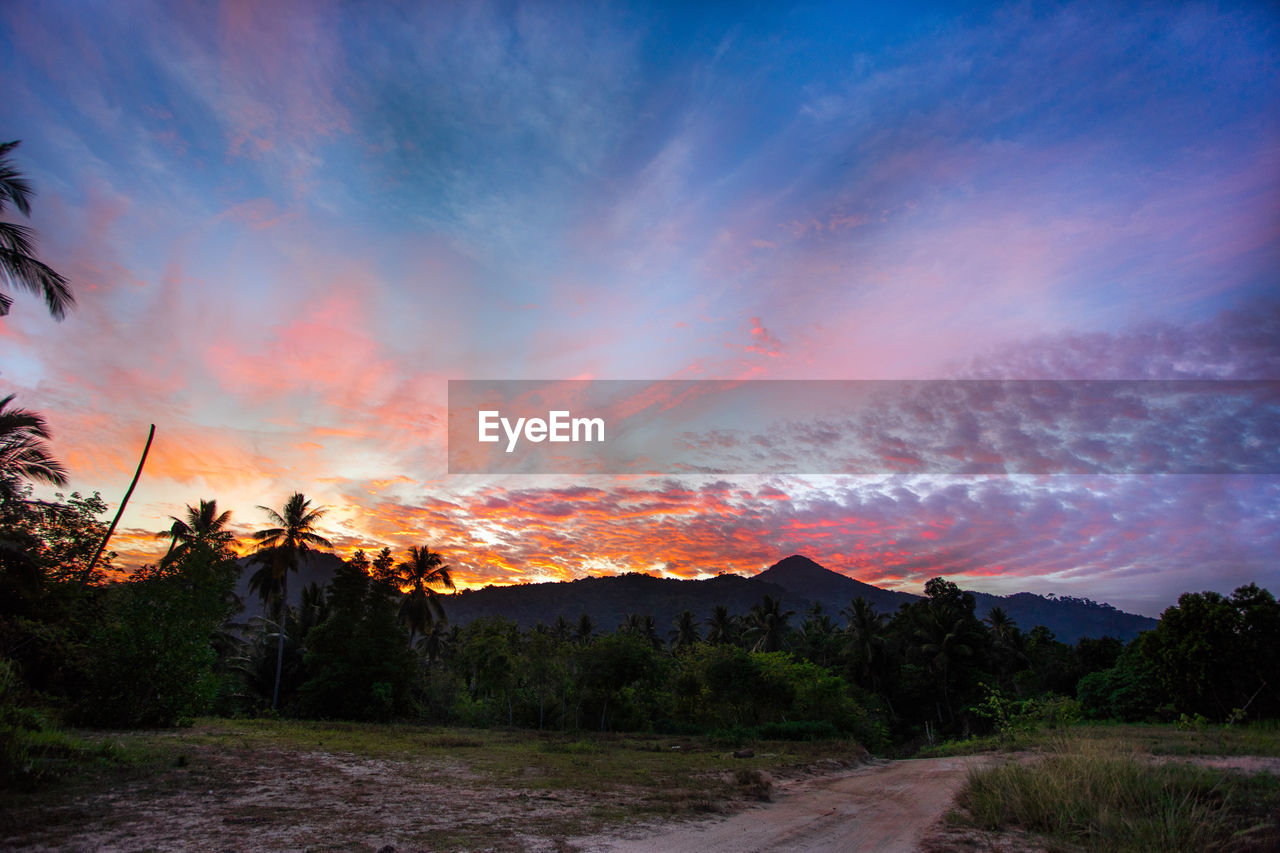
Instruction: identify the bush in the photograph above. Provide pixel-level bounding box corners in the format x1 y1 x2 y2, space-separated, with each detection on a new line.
1 657 120 787
0 657 41 783
73 552 238 727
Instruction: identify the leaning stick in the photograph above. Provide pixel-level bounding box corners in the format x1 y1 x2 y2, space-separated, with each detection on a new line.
82 423 155 585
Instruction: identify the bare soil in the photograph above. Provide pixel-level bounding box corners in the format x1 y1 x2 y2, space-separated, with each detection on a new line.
2 741 598 852
571 755 993 853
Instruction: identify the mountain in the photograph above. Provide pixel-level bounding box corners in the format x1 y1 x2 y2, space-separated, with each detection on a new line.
232 551 347 617
969 590 1157 642
231 552 1157 643
755 555 918 615
443 570 794 634
751 555 1155 642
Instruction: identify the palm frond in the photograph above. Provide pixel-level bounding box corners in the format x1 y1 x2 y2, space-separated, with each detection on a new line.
0 227 74 320
0 141 32 216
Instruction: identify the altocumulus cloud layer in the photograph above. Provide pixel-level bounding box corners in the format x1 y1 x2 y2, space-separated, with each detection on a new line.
0 1 1276 615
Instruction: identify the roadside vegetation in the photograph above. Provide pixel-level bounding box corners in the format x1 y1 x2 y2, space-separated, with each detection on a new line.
936 723 1280 853
956 750 1279 852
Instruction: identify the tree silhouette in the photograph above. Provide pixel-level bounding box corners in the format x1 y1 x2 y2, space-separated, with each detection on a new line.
984 607 1017 644
744 595 793 653
155 499 235 565
797 602 839 666
622 612 662 650
248 492 331 709
669 609 701 653
0 394 67 502
395 546 455 649
705 604 739 645
0 141 73 319
911 581 985 723
841 597 888 689
418 619 453 666
574 613 595 645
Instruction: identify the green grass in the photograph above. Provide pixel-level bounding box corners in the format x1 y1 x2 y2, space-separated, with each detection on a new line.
949 733 1280 852
1 721 135 788
157 717 863 795
1 718 868 849
922 720 1280 759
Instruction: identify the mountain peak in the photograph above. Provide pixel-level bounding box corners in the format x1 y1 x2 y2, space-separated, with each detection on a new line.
759 554 837 578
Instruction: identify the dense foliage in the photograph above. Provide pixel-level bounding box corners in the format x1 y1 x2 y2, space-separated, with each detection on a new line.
0 481 1277 787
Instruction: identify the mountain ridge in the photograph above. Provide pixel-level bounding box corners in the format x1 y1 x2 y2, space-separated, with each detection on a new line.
234 552 1156 642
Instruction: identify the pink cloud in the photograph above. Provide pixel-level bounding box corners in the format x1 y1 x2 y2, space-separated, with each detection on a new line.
745 316 783 357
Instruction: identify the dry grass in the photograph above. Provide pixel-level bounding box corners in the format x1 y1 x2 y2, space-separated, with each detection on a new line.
948 735 1280 853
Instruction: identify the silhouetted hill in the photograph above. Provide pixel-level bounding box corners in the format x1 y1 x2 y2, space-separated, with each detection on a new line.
443 554 1155 642
444 570 793 634
231 552 1157 642
755 554 917 615
970 590 1155 643
232 551 347 619
749 554 1155 642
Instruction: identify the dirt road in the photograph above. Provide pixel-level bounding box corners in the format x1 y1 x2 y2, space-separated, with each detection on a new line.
575 755 991 853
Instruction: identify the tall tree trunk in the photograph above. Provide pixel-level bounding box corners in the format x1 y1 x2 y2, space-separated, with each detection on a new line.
272 572 288 710
942 669 953 723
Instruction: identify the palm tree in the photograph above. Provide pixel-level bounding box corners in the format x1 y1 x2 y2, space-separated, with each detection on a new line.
155 498 235 564
669 609 701 654
298 581 329 639
0 394 67 502
395 546 455 649
249 492 331 709
744 595 793 653
984 607 1017 644
984 606 1027 691
574 613 595 645
705 604 738 645
622 613 662 650
797 603 838 666
418 619 453 665
0 140 73 319
841 597 888 689
914 601 979 723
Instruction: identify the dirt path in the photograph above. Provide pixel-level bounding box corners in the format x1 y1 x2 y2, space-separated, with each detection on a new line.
574 755 991 853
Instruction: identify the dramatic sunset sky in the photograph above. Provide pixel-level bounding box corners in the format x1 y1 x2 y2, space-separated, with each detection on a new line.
2 1 1276 616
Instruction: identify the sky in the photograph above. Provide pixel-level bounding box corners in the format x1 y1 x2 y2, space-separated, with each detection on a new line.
1 0 1277 617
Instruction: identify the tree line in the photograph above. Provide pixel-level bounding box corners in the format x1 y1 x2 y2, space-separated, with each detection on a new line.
2 485 1277 771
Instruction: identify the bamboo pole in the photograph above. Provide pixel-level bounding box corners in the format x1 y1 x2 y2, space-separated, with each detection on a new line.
82 423 155 585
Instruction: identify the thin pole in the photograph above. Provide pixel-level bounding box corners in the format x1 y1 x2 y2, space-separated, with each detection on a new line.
83 423 155 585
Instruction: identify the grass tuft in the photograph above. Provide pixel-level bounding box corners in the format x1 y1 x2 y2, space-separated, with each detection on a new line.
732 767 773 801
955 739 1280 852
